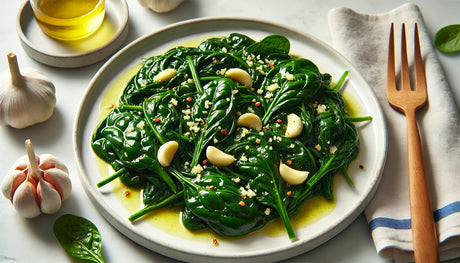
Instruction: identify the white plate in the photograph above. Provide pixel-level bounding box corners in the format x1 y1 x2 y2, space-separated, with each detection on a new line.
74 18 387 262
17 0 129 68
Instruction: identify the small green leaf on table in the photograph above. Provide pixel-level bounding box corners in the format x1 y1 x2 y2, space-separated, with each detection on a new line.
434 24 460 53
53 214 105 263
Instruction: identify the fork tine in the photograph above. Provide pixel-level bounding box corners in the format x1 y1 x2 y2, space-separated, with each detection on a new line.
387 23 396 92
414 23 427 98
400 23 411 92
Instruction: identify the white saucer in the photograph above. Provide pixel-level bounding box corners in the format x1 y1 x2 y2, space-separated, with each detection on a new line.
16 0 129 68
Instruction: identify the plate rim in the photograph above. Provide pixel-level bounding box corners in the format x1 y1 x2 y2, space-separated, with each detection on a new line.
73 16 388 262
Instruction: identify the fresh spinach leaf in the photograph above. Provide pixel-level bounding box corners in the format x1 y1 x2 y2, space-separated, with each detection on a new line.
434 24 460 54
53 214 104 263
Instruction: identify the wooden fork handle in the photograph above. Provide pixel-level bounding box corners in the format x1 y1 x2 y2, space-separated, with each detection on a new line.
406 110 439 262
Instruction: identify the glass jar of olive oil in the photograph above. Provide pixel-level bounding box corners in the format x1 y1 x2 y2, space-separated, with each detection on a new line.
30 0 105 41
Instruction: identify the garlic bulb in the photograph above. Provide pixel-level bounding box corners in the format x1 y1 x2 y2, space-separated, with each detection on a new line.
2 139 71 218
0 53 56 129
138 0 184 13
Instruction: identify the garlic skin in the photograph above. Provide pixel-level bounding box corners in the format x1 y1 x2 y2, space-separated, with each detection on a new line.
0 53 56 129
138 0 184 13
1 139 71 218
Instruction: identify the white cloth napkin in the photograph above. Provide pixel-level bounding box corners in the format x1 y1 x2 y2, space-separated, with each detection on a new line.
328 3 460 262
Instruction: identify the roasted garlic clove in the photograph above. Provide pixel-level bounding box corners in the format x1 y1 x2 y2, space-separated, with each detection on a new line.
157 141 179 167
237 113 263 131
153 68 177 83
279 161 309 185
206 146 235 166
225 68 253 87
284 113 303 138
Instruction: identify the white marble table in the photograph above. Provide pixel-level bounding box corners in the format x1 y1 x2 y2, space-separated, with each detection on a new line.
1 0 459 262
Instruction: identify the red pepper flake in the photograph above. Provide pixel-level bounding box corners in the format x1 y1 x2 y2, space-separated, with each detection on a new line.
359 164 365 170
186 96 193 102
210 185 215 190
212 57 218 64
286 160 292 165
123 190 130 197
212 238 219 246
202 160 208 165
220 129 228 135
287 191 292 196
242 195 247 199
263 126 269 131
173 86 178 91
276 119 282 123
104 104 115 110
268 61 276 68
153 118 160 123
255 101 261 107
238 201 246 207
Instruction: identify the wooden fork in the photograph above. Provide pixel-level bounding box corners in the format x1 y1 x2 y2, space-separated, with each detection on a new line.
387 23 439 262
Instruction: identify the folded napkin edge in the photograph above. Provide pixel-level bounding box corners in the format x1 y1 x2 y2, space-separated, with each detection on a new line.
329 3 423 24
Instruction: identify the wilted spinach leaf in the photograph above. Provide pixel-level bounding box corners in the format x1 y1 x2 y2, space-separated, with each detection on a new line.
90 33 368 240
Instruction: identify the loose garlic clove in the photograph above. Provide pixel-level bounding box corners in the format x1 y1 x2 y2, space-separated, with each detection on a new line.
279 161 309 185
206 146 235 166
153 68 177 83
1 139 71 218
157 141 179 167
225 68 253 87
284 113 303 138
237 113 263 131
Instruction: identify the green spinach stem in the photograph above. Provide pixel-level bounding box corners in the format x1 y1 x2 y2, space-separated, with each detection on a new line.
187 56 203 94
129 190 184 222
119 104 143 111
97 168 126 188
344 116 373 122
333 70 349 91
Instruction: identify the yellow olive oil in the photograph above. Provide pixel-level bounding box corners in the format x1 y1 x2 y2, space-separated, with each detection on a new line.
96 158 336 241
342 91 363 117
31 0 105 40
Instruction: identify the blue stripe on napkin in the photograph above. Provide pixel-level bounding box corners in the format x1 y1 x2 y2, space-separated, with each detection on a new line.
369 201 460 232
